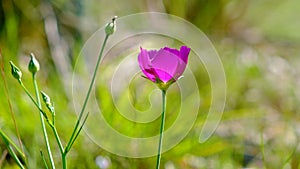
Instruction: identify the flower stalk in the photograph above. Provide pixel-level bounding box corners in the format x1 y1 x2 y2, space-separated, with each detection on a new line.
155 89 166 169
65 16 117 154
137 45 190 168
30 54 55 169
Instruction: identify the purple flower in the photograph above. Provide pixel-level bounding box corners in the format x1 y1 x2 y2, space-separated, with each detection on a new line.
138 46 190 89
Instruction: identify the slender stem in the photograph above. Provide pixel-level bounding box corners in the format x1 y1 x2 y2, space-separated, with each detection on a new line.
62 153 67 169
0 149 8 168
155 90 166 169
48 125 65 169
18 80 49 122
67 113 89 152
66 34 109 152
0 129 25 159
49 126 64 155
281 142 298 169
0 131 25 169
40 151 50 169
18 80 65 168
260 130 266 169
32 74 55 169
7 145 25 169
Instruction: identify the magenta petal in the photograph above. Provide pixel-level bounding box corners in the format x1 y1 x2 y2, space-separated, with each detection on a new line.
147 50 158 60
144 68 157 82
179 46 190 64
151 49 182 83
163 47 180 56
138 48 157 82
173 60 187 80
138 46 190 84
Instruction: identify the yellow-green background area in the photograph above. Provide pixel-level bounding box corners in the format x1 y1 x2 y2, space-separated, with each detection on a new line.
1 0 300 168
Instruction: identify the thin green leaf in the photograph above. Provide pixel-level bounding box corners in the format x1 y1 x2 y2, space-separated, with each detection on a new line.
66 112 89 153
0 129 25 159
0 130 25 169
40 150 50 169
0 50 24 156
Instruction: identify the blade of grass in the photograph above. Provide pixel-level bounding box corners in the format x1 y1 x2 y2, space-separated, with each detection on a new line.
0 150 8 168
260 130 266 169
0 129 25 169
40 150 50 169
282 142 298 169
0 129 25 159
0 49 24 156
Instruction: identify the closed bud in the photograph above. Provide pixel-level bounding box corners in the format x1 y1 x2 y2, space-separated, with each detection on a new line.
41 91 51 105
41 91 55 113
28 53 40 74
9 61 22 80
105 16 117 36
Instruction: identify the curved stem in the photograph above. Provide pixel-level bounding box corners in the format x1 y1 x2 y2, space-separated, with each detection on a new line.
66 34 109 152
32 74 55 169
155 90 166 169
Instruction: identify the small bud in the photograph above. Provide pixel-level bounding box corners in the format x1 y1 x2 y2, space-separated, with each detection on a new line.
41 91 55 113
41 91 51 105
28 53 40 74
105 16 117 36
9 61 22 80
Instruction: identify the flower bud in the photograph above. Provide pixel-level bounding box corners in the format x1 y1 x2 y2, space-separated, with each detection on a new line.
41 91 55 113
105 16 117 36
9 61 22 80
41 91 51 105
28 53 40 74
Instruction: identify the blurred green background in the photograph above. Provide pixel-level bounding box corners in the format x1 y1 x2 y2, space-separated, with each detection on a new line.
1 0 300 168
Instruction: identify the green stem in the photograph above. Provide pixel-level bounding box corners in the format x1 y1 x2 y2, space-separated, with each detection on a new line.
40 151 50 169
260 130 266 169
66 34 109 152
0 130 25 169
18 80 65 168
155 90 166 169
62 153 67 169
32 74 55 169
6 144 25 169
18 80 49 122
50 126 64 154
48 124 65 168
0 129 25 159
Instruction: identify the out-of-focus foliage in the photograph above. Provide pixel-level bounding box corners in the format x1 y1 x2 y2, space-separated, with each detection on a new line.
1 0 300 168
